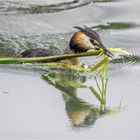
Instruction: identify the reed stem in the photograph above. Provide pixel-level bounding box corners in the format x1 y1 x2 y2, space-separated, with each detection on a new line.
0 51 101 64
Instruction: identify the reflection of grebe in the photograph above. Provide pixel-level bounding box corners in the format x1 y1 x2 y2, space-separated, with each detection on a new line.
43 72 101 127
18 25 113 58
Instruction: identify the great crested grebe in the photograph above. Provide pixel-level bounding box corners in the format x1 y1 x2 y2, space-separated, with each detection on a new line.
18 25 113 58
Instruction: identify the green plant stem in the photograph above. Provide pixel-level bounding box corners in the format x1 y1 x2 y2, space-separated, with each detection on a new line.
95 63 106 77
90 57 108 72
0 51 102 64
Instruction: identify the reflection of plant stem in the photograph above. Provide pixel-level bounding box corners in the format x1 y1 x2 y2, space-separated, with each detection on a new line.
94 77 102 93
101 76 105 110
94 76 105 111
105 79 108 99
93 56 109 112
88 86 105 104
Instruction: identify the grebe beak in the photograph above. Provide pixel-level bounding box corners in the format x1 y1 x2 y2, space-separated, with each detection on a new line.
73 25 114 58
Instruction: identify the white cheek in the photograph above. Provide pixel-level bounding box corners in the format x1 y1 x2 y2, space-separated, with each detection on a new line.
83 36 94 49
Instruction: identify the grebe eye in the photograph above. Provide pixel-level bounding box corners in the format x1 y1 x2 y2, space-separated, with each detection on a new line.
90 39 94 44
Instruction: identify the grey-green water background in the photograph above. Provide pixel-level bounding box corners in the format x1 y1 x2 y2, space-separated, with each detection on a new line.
0 0 140 139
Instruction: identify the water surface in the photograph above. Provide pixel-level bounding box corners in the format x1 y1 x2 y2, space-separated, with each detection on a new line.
0 0 140 139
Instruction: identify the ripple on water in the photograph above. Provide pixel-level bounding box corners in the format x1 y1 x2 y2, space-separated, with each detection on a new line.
0 33 72 57
0 0 140 139
0 0 92 14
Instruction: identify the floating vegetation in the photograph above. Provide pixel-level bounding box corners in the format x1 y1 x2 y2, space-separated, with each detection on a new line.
111 54 140 64
94 0 117 3
93 22 137 30
0 47 127 126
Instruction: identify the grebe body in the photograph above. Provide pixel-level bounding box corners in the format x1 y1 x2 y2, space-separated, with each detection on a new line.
17 48 56 58
18 26 113 58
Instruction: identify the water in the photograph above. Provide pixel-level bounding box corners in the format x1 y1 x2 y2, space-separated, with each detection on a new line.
0 0 140 139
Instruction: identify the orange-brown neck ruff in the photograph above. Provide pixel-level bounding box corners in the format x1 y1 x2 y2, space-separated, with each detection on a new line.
69 31 93 53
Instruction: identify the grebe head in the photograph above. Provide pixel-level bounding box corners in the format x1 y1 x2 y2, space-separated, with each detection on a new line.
69 25 114 57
